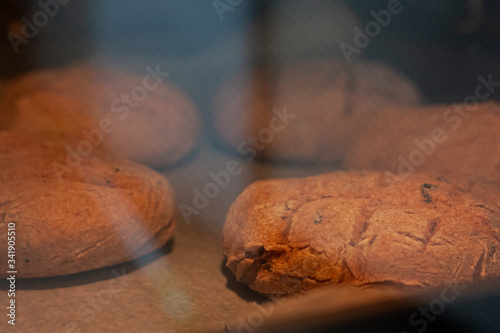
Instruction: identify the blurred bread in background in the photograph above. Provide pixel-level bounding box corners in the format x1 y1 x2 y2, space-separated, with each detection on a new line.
344 101 500 208
345 101 500 183
213 60 422 162
0 65 201 168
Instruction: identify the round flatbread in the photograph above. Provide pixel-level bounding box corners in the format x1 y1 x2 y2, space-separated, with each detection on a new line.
0 131 176 278
0 65 200 168
213 60 422 162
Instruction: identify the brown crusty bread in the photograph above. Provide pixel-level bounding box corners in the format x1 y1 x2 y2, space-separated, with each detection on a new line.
0 65 200 168
212 60 422 162
222 171 500 297
0 131 176 278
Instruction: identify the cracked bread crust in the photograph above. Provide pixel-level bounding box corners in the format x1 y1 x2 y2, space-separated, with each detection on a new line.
0 132 176 278
222 171 500 297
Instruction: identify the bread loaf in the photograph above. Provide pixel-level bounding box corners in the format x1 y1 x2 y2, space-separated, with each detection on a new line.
344 101 500 182
213 60 422 162
0 65 200 168
0 131 176 278
222 171 500 297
